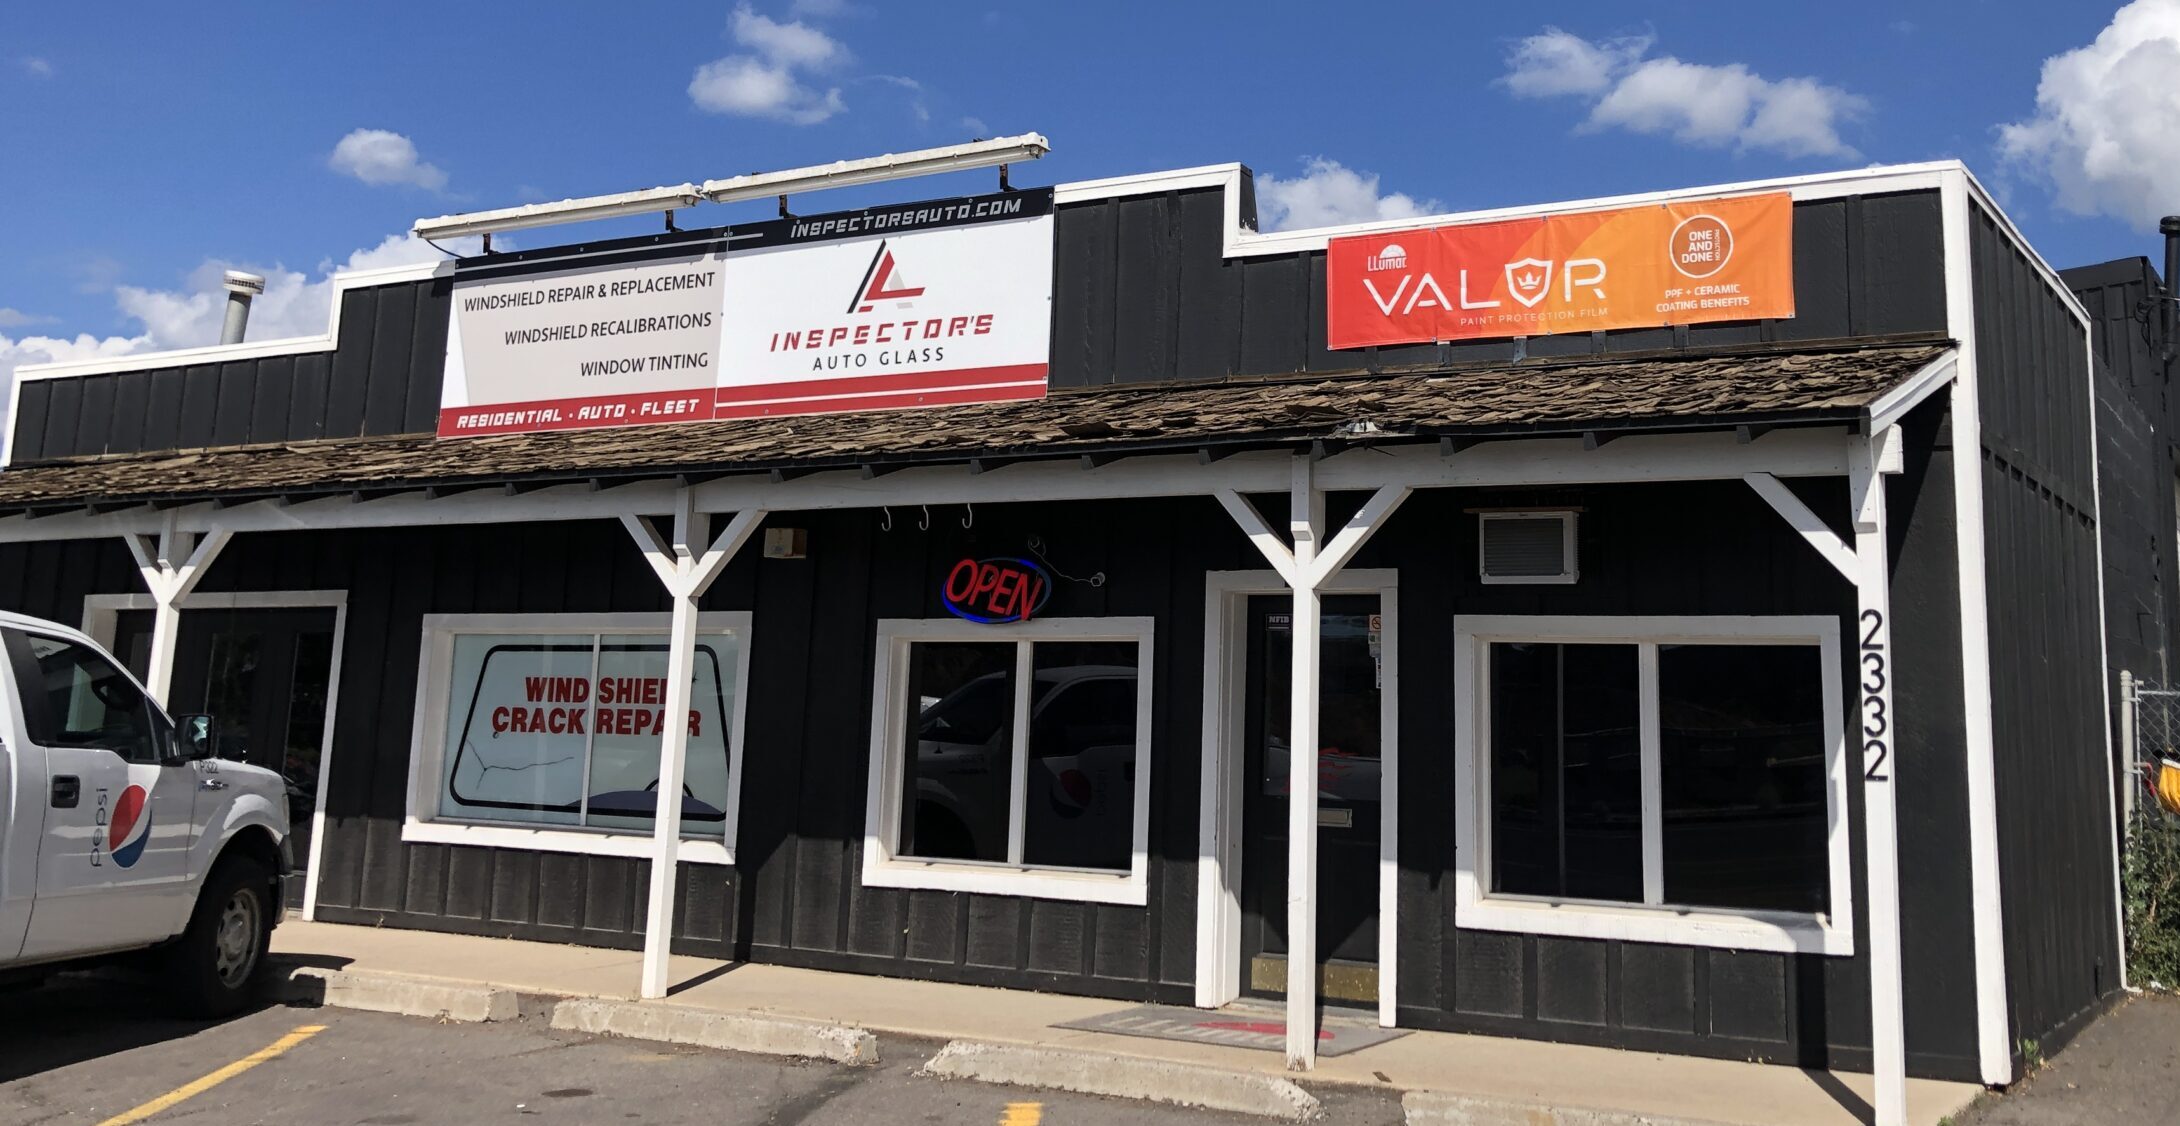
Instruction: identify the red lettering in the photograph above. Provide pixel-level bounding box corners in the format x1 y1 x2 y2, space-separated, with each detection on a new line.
853 324 871 345
492 706 511 733
947 315 969 336
945 558 980 603
525 676 549 702
688 709 703 737
1019 576 1043 621
827 326 849 347
970 562 1003 602
642 677 664 706
974 314 993 334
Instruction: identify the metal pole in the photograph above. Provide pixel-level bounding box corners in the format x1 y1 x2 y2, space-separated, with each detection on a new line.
219 271 265 346
1285 457 1324 1069
2121 670 2138 824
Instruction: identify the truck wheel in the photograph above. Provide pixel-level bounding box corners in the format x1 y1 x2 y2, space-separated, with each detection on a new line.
166 858 273 1018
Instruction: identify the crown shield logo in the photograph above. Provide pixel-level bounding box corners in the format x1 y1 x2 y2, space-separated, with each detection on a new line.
1505 258 1553 309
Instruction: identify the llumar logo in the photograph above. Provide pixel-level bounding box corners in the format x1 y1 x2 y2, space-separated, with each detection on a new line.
848 240 925 313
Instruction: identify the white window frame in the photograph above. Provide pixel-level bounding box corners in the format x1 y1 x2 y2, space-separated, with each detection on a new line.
1478 510 1579 585
402 611 754 866
861 616 1154 906
1453 614 1853 956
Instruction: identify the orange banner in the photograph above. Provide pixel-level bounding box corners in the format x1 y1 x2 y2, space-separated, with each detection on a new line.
1326 192 1795 349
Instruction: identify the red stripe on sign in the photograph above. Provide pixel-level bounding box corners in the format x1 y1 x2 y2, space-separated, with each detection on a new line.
712 364 1046 405
712 380 1045 420
437 387 717 437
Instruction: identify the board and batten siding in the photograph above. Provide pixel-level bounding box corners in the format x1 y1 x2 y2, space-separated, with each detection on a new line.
0 464 1987 1077
1972 208 2126 1067
6 188 1950 466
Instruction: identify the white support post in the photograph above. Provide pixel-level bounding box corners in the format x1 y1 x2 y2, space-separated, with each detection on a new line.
1850 436 1908 1126
1746 443 1906 1126
122 520 232 706
1214 473 1408 1070
1285 457 1324 1071
621 495 765 1001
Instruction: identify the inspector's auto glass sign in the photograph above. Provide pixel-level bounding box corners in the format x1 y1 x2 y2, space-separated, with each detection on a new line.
1325 192 1794 349
437 189 1054 437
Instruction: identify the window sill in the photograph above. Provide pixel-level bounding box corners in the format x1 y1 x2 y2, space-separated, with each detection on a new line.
1456 895 1852 957
860 856 1147 906
401 819 733 866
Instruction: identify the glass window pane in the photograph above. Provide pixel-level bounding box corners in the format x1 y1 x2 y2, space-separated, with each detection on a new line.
203 628 263 763
1659 644 1829 914
1021 641 1139 870
1490 642 1641 903
900 642 1015 862
440 635 595 827
16 632 158 763
586 633 737 837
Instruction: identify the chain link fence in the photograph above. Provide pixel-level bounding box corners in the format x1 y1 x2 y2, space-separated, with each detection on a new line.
2124 674 2180 986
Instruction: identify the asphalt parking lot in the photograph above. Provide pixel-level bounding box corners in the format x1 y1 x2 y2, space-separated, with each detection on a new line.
0 974 1404 1125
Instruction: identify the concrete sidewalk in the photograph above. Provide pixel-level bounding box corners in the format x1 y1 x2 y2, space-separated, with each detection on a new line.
271 920 1979 1125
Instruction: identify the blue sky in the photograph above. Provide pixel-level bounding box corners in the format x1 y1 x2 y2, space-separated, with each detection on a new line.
1 1 2174 389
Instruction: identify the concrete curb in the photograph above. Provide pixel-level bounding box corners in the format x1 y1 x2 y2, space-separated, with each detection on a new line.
549 997 879 1065
1401 1091 1741 1126
920 1040 1322 1120
275 965 519 1024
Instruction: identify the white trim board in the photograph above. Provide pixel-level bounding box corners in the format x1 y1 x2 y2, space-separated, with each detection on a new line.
0 427 1890 546
402 610 755 867
859 615 1157 907
1194 569 1400 1027
80 590 350 921
10 158 2008 394
1449 613 1855 958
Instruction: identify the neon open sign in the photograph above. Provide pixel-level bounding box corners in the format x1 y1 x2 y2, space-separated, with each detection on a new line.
942 557 1052 623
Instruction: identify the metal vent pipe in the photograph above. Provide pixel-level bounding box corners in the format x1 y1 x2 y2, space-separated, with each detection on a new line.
219 270 266 345
2161 216 2179 368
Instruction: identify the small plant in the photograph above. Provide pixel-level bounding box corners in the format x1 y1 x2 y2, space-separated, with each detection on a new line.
2125 803 2180 988
2017 1036 2044 1072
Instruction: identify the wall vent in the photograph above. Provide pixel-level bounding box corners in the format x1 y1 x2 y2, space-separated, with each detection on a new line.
1479 511 1578 584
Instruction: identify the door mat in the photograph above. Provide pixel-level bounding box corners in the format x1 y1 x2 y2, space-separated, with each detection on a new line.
1054 1003 1407 1056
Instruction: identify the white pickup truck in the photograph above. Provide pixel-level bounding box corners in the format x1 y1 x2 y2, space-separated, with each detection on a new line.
0 610 289 1015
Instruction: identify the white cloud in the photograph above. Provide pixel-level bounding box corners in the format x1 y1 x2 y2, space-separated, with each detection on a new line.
961 115 991 136
1502 27 1649 98
1505 28 1867 159
0 234 480 439
1997 0 2180 230
689 5 847 124
0 309 53 329
18 56 52 78
328 128 448 191
788 0 857 16
1255 158 1438 232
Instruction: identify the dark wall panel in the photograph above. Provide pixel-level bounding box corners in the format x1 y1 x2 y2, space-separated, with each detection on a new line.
1976 215 2125 1069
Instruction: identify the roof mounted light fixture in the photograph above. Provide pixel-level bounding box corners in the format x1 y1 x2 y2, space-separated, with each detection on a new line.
411 133 1050 245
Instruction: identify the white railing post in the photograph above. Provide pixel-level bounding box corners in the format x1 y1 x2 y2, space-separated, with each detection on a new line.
1285 457 1323 1070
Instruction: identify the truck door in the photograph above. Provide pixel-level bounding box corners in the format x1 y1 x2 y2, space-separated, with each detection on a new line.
0 666 46 962
4 628 196 960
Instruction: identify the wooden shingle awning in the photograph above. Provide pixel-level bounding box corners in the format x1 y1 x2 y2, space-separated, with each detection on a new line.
0 340 1949 511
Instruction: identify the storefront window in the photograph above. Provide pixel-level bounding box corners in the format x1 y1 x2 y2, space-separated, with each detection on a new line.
865 618 1153 906
412 614 750 857
1457 615 1850 956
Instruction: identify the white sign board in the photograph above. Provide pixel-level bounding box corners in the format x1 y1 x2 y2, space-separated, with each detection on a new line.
437 190 1053 437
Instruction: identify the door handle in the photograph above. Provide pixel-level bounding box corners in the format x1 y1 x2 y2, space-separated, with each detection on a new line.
198 778 227 792
51 775 79 808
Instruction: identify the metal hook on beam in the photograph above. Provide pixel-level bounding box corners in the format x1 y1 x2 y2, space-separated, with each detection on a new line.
881 506 892 532
919 504 931 532
963 502 974 529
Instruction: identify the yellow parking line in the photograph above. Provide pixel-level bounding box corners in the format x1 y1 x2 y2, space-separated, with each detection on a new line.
1000 1102 1043 1126
96 1023 327 1126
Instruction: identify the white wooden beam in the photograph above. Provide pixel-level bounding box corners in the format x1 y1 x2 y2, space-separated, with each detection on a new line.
1284 456 1323 1071
1851 438 1908 1126
1741 473 1860 585
623 491 767 1001
1306 485 1410 587
123 522 232 706
0 428 1882 546
1214 489 1298 584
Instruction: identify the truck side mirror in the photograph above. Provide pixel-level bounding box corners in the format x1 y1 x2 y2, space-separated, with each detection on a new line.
175 713 218 760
